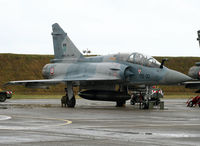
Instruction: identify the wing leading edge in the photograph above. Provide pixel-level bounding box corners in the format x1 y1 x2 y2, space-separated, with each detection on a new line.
4 76 121 88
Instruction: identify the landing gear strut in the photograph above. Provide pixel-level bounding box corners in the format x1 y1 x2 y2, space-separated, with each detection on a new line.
61 82 76 108
141 86 150 109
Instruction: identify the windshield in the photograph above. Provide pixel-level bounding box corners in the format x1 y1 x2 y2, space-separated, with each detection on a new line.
128 52 161 68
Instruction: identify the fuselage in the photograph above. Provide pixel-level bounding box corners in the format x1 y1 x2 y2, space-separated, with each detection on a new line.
42 52 191 89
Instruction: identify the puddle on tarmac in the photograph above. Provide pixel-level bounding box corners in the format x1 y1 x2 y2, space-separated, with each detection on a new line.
0 105 8 109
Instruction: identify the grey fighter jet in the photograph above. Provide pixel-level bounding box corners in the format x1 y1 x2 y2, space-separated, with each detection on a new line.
188 30 200 80
4 23 191 108
185 30 200 91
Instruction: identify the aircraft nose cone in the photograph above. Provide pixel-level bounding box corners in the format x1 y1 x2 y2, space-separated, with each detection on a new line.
161 69 191 85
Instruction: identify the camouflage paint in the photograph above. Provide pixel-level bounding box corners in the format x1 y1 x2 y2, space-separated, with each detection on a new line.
5 23 191 94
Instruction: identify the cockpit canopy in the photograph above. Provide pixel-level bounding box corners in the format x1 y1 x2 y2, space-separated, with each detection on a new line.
127 52 161 68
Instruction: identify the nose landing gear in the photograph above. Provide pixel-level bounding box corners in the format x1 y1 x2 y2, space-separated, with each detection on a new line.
130 86 164 109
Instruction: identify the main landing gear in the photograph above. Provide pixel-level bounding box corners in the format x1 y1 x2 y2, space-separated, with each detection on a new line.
116 100 126 107
61 82 76 108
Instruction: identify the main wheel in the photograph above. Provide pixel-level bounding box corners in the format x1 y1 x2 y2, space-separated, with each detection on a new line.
155 99 160 106
66 96 76 108
142 102 149 109
0 95 6 102
116 100 126 107
61 96 67 107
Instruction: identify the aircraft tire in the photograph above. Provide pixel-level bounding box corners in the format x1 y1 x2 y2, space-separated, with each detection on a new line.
61 96 67 107
155 99 160 106
66 96 76 108
142 102 149 109
0 95 6 102
116 100 126 107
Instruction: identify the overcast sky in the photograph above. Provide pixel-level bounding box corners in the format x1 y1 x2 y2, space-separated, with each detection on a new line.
0 0 200 56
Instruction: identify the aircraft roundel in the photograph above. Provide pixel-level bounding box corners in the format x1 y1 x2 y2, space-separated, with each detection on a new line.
138 69 141 74
50 67 54 75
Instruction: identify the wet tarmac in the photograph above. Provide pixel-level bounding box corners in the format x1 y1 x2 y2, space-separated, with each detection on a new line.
0 98 199 146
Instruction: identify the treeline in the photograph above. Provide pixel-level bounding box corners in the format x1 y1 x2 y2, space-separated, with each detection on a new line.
0 54 199 94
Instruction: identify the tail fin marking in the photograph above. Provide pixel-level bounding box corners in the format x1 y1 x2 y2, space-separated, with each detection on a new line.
51 23 83 59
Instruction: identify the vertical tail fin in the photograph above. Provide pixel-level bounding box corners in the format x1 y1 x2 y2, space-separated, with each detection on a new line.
51 23 83 59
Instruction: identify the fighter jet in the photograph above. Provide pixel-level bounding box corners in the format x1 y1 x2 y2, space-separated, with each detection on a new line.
4 23 191 108
185 30 200 92
188 30 200 80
